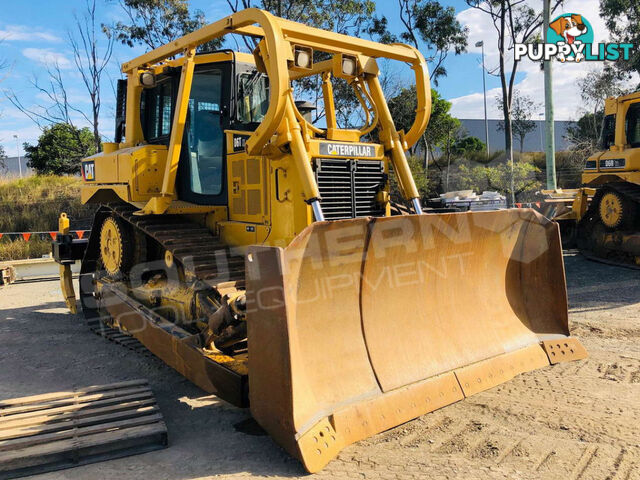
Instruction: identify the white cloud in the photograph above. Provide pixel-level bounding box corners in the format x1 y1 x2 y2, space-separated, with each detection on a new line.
0 104 34 123
449 89 504 119
0 25 61 43
34 90 91 106
22 48 72 69
449 0 637 121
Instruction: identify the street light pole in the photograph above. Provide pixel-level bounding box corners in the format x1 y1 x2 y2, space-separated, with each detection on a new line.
539 113 544 152
476 41 490 159
543 0 557 190
13 134 22 178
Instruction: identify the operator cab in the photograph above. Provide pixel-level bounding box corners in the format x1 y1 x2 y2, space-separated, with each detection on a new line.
127 51 268 205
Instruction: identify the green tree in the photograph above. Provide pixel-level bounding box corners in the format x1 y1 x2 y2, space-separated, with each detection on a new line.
454 161 541 200
388 86 460 158
6 1 113 152
105 0 221 51
600 0 640 77
366 15 398 44
570 66 626 151
426 89 461 159
496 91 539 154
398 0 468 84
0 145 7 173
389 155 440 203
228 0 377 126
388 86 460 195
387 86 420 143
580 66 626 114
565 67 625 160
451 136 485 156
227 0 375 36
465 1 563 203
24 124 96 175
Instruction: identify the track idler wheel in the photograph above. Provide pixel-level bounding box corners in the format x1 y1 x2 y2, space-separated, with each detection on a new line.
99 215 134 278
598 190 636 230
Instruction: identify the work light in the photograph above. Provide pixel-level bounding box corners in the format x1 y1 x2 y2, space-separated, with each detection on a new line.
140 72 156 87
293 45 313 69
341 55 357 76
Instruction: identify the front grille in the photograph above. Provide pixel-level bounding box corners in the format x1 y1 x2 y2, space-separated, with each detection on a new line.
314 158 386 220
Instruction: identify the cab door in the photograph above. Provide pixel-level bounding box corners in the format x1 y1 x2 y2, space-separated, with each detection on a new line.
177 63 232 205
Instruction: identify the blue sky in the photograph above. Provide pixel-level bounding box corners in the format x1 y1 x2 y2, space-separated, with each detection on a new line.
0 0 626 157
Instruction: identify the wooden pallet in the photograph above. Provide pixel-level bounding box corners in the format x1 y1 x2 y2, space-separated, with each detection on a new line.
0 379 168 479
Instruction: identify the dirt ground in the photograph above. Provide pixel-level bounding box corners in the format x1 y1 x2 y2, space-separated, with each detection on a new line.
0 252 638 480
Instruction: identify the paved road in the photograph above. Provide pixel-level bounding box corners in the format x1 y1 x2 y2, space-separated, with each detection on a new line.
0 253 638 479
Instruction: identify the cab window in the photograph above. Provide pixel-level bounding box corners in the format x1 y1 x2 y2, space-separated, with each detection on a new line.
625 104 640 148
142 79 173 143
237 72 269 125
185 69 224 196
600 114 616 150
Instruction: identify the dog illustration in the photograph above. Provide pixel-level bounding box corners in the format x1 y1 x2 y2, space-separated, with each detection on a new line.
550 14 588 62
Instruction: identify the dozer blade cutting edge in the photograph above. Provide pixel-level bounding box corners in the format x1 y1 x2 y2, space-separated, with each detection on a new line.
246 208 586 472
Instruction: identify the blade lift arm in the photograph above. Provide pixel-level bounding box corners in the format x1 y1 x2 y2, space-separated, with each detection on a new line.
366 73 424 214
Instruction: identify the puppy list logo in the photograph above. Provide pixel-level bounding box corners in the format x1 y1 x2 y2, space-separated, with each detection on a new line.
515 13 634 63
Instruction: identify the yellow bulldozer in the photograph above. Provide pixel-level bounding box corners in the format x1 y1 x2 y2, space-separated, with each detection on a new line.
52 9 586 473
549 91 640 267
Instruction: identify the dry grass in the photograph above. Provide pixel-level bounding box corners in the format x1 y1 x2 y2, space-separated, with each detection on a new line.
0 175 80 202
0 237 52 262
0 175 95 260
0 175 95 231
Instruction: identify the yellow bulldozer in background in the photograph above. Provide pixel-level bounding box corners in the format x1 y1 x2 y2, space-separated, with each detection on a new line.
52 8 586 473
548 91 640 267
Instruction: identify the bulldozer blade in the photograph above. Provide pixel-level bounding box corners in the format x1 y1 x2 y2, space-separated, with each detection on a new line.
246 209 586 472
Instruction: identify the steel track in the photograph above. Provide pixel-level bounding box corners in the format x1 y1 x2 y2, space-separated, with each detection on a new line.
577 182 640 269
79 203 246 353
